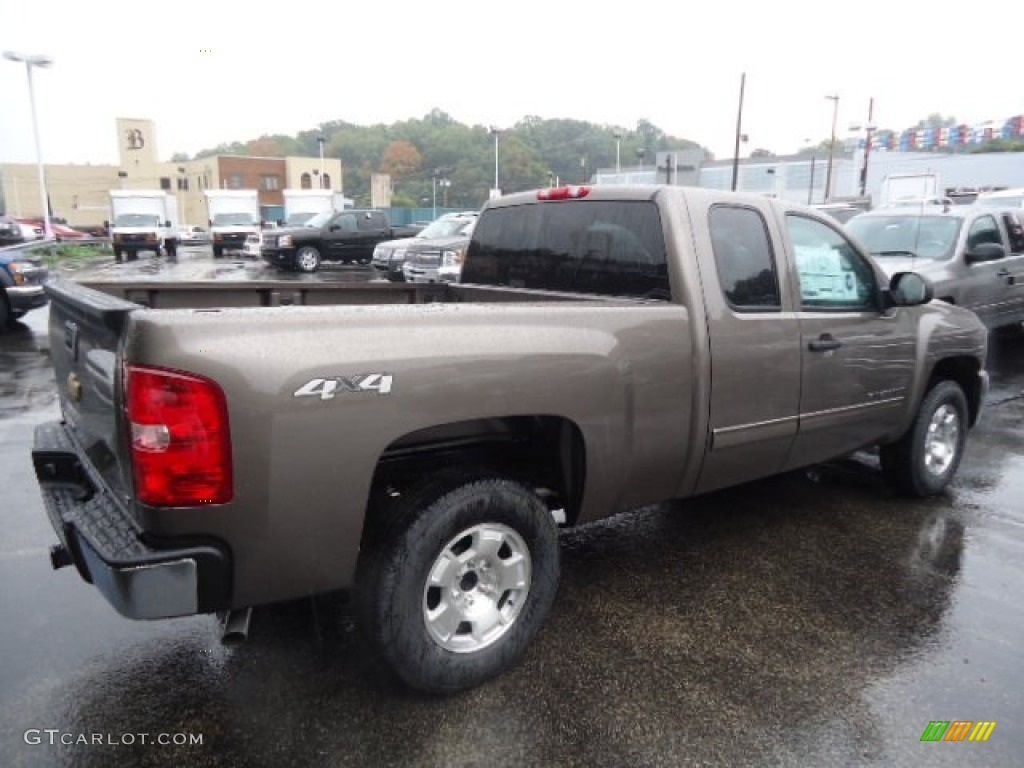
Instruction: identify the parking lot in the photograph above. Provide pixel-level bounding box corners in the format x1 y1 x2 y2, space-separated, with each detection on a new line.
1 249 1023 767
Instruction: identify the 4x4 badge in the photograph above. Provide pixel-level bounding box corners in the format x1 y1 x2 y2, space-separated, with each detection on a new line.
294 375 393 400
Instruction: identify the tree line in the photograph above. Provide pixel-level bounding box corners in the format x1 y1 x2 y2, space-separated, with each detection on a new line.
172 110 704 208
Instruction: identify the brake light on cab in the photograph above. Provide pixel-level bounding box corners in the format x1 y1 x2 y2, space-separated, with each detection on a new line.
537 186 590 200
124 363 233 506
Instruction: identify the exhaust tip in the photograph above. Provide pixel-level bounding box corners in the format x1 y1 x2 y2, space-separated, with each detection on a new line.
218 607 253 644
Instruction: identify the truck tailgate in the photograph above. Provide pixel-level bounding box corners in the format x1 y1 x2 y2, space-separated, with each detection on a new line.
43 279 138 501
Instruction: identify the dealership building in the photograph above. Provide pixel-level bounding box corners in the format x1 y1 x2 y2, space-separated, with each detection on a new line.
0 118 343 228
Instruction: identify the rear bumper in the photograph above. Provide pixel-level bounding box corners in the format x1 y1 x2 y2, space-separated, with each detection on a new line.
31 421 232 619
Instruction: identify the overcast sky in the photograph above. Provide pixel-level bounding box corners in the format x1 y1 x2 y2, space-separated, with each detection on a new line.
2 1 1021 167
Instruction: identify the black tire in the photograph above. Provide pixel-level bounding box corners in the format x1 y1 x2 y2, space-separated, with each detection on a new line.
113 247 123 262
0 289 13 330
880 380 968 497
295 245 321 273
126 250 138 262
356 473 560 694
213 245 223 258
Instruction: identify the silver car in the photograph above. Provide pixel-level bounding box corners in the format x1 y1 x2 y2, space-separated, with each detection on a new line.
372 212 477 281
402 215 478 284
846 206 1024 330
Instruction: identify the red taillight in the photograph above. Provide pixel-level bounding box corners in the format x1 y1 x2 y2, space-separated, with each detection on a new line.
125 363 233 506
538 185 590 200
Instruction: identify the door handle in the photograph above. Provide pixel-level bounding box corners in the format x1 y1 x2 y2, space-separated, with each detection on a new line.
997 268 1010 277
809 333 842 352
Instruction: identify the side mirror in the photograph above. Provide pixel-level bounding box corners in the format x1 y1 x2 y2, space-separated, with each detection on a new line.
103 220 110 229
964 242 1005 264
277 219 285 227
328 224 340 232
164 220 172 228
886 271 933 307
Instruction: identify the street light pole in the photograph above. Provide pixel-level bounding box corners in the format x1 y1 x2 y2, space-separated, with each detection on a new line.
490 127 500 194
317 136 325 189
177 166 186 225
432 175 437 220
613 130 622 174
731 72 746 192
824 94 840 203
4 50 54 241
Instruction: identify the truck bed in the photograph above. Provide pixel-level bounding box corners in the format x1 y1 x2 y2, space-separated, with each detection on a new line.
69 277 622 309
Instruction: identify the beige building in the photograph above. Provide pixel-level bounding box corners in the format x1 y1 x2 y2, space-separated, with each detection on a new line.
0 118 343 228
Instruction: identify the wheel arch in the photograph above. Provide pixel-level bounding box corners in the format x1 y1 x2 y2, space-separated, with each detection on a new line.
927 355 984 427
365 415 587 542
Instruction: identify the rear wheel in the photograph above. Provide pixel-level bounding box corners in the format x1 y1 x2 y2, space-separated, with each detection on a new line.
213 245 223 258
356 472 560 693
880 380 968 497
113 247 123 262
295 245 321 273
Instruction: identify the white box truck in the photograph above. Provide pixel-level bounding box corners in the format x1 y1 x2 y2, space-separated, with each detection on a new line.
878 173 942 208
206 189 261 258
108 190 179 262
281 190 351 227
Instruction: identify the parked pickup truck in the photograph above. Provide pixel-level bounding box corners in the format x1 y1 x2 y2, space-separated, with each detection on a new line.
31 186 989 694
259 209 422 272
1 245 49 328
846 206 1024 330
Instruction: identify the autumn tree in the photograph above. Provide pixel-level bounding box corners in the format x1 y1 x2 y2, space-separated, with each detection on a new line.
380 140 422 178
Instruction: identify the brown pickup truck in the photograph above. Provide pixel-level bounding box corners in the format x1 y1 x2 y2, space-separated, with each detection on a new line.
31 186 988 693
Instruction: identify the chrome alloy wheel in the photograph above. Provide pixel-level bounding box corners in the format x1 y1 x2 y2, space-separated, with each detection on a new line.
923 403 960 476
295 246 319 272
422 522 532 653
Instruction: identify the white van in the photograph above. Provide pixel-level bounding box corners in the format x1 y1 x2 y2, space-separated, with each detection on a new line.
974 188 1024 209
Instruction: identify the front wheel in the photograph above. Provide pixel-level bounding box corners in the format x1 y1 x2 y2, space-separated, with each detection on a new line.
295 245 321 273
356 473 560 693
0 289 13 330
880 380 968 497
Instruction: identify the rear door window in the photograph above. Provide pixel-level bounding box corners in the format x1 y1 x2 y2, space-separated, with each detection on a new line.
358 212 387 231
463 200 670 299
708 205 781 311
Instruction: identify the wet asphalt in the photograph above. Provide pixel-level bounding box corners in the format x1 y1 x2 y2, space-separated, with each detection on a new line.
1 249 1022 767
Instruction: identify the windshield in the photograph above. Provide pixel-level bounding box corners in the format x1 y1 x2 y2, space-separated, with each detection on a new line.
114 213 161 227
418 217 476 238
976 194 1024 208
846 215 962 261
303 211 333 228
212 212 256 226
286 212 318 227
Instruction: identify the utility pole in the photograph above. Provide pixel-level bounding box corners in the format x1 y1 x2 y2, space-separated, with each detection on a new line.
824 94 840 202
859 97 875 198
731 72 746 192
